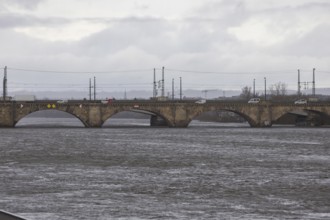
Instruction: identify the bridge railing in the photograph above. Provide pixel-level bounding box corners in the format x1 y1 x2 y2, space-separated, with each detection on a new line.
2 99 329 106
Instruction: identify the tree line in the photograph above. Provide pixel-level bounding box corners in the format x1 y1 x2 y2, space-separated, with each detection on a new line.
240 82 305 101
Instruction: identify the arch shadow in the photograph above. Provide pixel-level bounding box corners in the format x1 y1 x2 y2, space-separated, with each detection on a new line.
188 109 252 128
101 109 169 127
273 109 330 127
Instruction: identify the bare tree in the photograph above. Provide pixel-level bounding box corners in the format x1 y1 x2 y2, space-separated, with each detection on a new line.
269 82 288 100
240 86 252 100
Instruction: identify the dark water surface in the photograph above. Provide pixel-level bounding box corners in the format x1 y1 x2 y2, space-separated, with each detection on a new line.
1 119 330 219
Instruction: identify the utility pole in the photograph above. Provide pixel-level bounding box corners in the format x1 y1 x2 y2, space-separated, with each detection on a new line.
202 90 208 99
180 77 182 100
172 78 174 100
153 68 156 98
312 68 316 96
93 76 96 101
264 77 267 101
298 69 301 96
161 66 165 97
3 66 7 101
89 78 92 100
253 78 255 97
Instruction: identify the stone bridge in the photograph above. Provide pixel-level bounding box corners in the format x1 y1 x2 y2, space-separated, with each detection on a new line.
1 100 330 128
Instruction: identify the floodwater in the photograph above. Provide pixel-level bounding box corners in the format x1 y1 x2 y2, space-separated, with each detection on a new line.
0 118 330 219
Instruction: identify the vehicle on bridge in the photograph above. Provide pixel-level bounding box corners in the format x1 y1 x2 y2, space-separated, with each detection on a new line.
248 98 260 104
101 98 114 104
294 99 307 105
57 100 68 104
195 99 206 104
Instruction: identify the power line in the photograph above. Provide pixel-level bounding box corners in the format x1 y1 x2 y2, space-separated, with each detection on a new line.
7 66 315 75
9 82 152 86
317 70 330 73
165 68 297 75
5 66 330 93
6 66 330 76
7 67 153 74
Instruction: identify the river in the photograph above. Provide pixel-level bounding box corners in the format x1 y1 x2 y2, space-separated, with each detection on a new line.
0 118 329 219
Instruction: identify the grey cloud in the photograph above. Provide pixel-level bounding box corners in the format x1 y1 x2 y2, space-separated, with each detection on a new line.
86 16 164 24
276 24 330 57
76 19 176 57
252 2 330 58
194 0 330 27
252 1 330 16
75 15 237 59
1 0 329 91
0 0 44 10
193 0 249 26
0 29 71 64
0 13 71 29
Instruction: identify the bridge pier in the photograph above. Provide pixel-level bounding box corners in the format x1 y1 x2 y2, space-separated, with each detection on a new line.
250 120 272 128
150 115 167 127
249 104 273 128
87 105 103 128
162 104 191 128
0 103 15 127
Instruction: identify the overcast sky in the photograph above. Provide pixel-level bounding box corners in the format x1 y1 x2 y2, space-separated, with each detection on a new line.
1 0 330 95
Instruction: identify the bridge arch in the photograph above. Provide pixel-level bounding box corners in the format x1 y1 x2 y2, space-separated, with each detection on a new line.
272 106 330 126
15 109 87 127
301 109 330 126
272 106 303 123
100 107 170 127
187 107 257 127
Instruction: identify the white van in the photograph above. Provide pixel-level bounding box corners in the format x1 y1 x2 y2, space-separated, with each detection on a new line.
195 99 206 104
248 98 260 104
294 99 307 105
57 100 68 104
